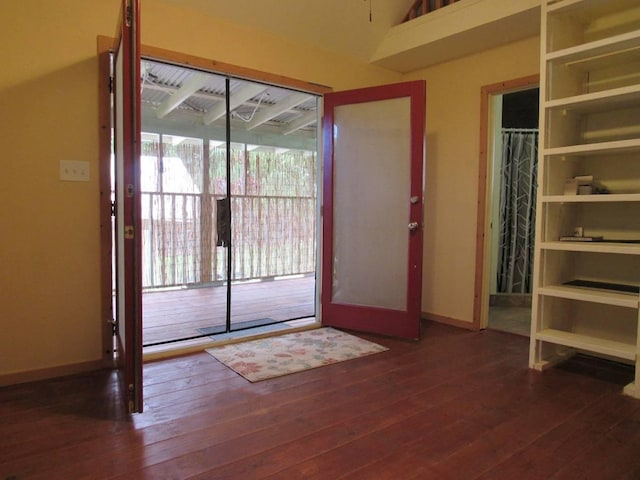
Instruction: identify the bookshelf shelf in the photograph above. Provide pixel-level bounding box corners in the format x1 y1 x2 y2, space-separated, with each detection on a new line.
543 139 640 157
535 329 636 362
545 85 640 113
539 241 640 255
546 30 640 65
537 284 639 308
542 194 640 203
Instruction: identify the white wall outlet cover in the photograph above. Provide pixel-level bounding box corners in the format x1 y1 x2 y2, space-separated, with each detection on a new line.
60 160 90 182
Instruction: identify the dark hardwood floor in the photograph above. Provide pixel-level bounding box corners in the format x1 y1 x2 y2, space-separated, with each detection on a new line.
2 321 639 479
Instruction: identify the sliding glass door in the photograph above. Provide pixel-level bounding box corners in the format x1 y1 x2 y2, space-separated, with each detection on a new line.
136 61 319 346
228 78 317 333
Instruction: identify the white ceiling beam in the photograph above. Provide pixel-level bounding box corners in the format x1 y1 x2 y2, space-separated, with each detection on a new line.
203 84 267 125
155 73 209 119
144 83 223 102
282 111 317 135
246 92 311 131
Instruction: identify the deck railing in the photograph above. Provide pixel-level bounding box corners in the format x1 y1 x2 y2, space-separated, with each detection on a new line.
141 192 316 289
138 138 317 290
402 0 461 23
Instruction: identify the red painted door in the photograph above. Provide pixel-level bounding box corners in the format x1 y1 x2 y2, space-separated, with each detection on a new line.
321 81 425 339
113 0 142 413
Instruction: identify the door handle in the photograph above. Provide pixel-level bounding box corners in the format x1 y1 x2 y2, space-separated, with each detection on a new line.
408 221 420 231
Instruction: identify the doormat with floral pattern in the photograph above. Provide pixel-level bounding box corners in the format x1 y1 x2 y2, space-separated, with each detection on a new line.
205 327 388 382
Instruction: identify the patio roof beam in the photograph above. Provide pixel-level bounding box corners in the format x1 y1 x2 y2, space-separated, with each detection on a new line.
155 73 209 119
282 111 317 135
246 92 311 131
203 84 267 125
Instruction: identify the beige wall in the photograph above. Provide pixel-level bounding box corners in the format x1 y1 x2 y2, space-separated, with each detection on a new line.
0 0 120 380
406 36 540 325
0 0 539 381
143 1 402 92
0 0 401 380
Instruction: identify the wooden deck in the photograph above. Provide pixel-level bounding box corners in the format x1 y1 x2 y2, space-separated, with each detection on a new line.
142 275 316 346
2 321 640 479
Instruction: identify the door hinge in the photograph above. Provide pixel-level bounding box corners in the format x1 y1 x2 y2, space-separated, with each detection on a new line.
124 225 134 239
128 384 135 413
111 319 117 336
111 201 116 217
125 0 133 27
109 76 113 94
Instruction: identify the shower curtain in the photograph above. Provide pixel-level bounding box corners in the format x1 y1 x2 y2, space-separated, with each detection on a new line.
497 129 538 294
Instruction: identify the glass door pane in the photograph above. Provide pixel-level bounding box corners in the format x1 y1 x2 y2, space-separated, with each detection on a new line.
140 63 230 345
331 97 411 310
228 79 318 333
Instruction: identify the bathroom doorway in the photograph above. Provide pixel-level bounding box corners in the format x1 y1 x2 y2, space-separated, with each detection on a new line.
475 76 539 335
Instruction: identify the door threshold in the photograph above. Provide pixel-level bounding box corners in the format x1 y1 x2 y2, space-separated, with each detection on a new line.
142 318 319 362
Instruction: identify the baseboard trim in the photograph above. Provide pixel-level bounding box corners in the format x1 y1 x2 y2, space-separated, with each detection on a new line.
423 312 478 331
0 360 105 387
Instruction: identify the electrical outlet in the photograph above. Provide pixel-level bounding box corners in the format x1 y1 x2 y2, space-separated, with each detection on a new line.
60 160 90 182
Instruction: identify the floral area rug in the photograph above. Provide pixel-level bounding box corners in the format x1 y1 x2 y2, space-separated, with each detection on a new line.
205 327 388 382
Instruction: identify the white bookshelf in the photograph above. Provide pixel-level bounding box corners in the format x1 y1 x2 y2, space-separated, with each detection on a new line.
530 0 640 398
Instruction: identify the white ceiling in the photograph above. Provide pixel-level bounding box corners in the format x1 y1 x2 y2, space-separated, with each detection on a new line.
158 0 417 63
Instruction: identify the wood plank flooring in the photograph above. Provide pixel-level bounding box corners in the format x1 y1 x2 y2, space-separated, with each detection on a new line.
2 321 640 479
142 275 315 345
